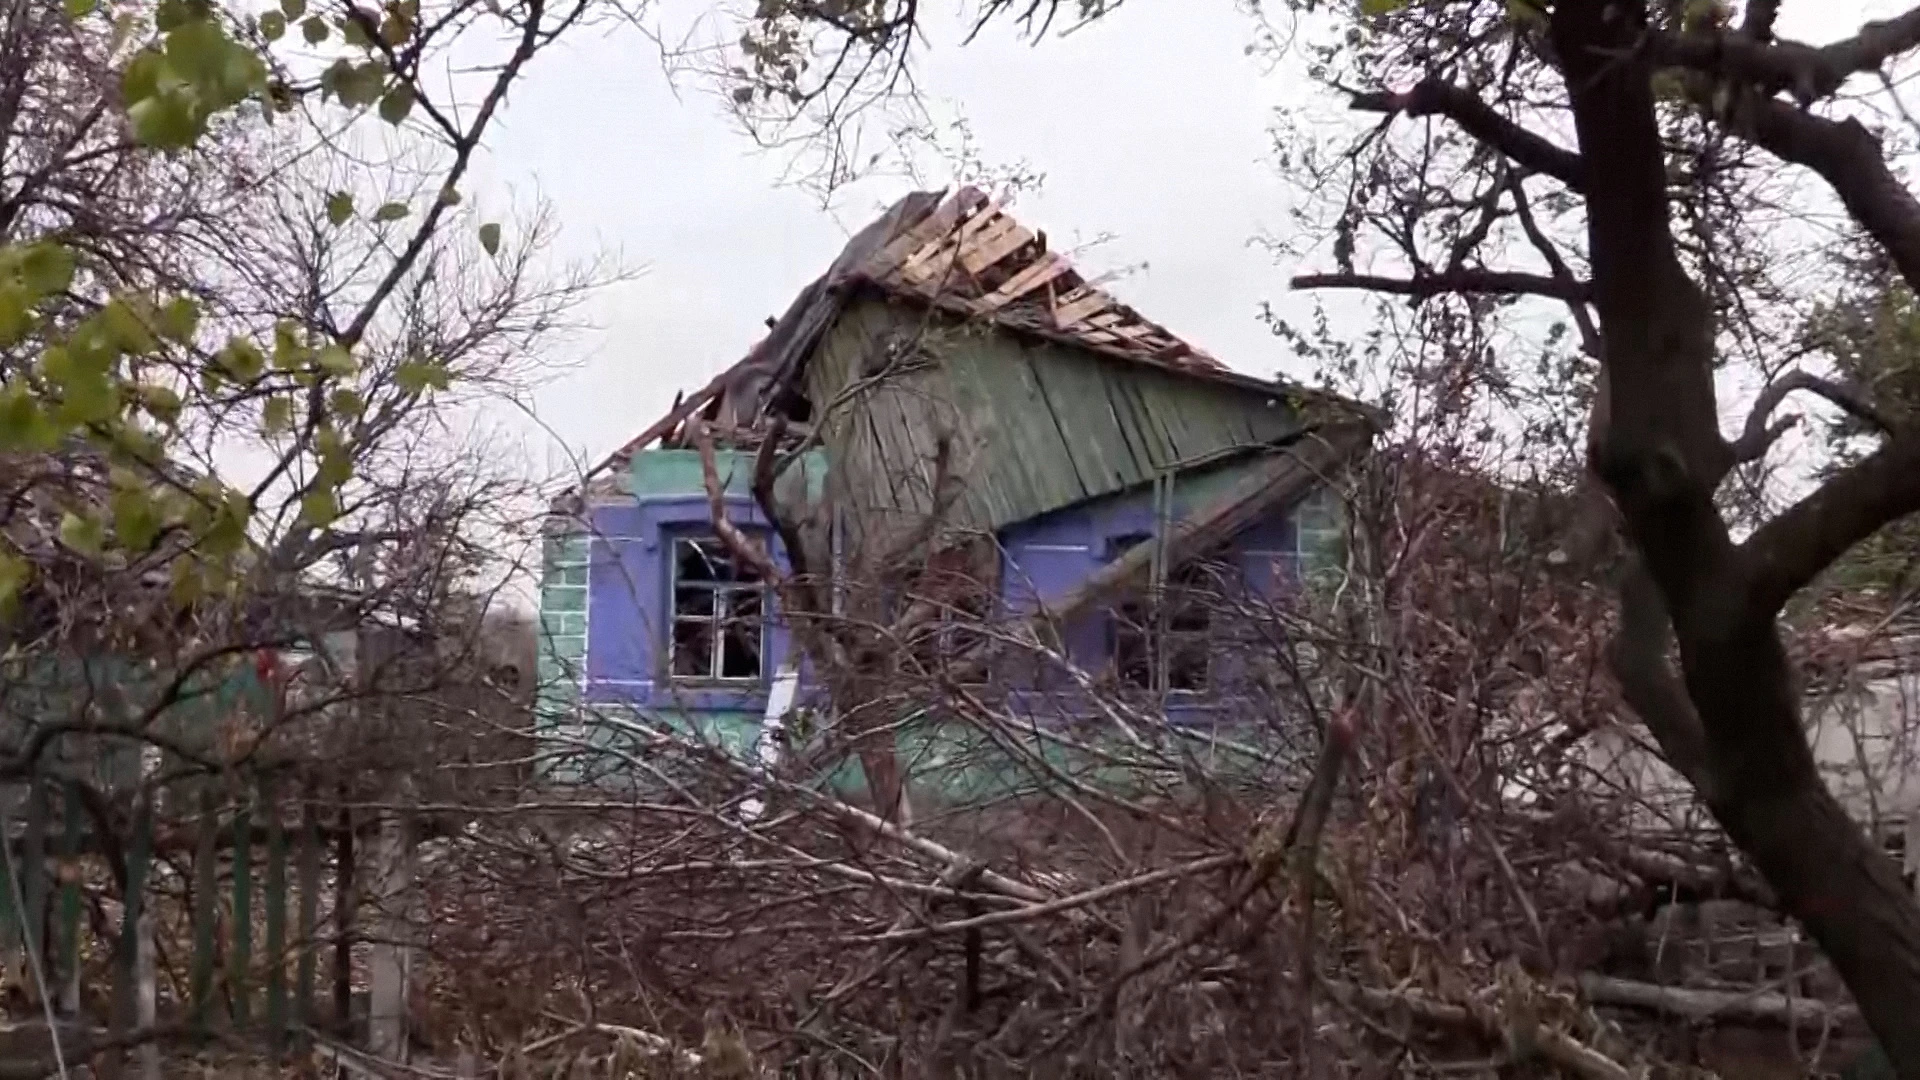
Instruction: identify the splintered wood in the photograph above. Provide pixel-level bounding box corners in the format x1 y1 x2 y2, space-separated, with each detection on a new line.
862 186 1225 374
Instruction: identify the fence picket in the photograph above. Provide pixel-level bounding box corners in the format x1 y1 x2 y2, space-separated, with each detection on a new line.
231 794 253 1028
109 795 152 1080
21 779 47 998
295 790 319 1036
57 780 81 1016
265 775 287 1051
190 792 218 1031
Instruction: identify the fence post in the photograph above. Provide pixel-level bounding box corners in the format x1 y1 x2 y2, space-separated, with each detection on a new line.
108 792 155 1080
366 802 416 1061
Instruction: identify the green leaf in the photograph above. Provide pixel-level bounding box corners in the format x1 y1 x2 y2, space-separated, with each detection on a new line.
302 15 329 44
341 14 372 47
317 343 357 377
59 512 104 556
478 222 501 256
64 0 98 18
395 358 451 393
1359 0 1407 14
300 488 339 527
154 0 191 32
0 387 63 452
169 556 205 608
137 384 183 424
259 11 286 41
121 50 164 110
323 60 387 108
17 243 75 298
217 337 266 381
1505 0 1546 24
158 296 200 343
0 552 30 614
280 0 307 17
381 10 413 45
437 185 462 207
101 299 158 354
111 486 164 552
261 396 294 435
378 84 415 126
0 286 32 347
129 92 200 149
326 191 355 226
374 201 410 223
203 492 252 557
272 319 306 370
327 388 366 418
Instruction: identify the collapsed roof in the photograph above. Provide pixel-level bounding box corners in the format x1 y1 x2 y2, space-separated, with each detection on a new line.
579 186 1308 494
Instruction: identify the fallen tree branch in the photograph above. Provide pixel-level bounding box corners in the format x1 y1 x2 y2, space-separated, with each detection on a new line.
846 852 1242 944
1327 981 1635 1080
1579 973 1862 1029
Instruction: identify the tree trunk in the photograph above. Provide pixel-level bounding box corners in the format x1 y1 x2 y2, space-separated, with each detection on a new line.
1551 2 1920 1072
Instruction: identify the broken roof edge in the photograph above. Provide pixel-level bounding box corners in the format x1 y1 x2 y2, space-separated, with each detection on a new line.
836 277 1379 422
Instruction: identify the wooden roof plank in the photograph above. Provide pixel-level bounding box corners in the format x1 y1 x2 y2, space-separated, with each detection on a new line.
977 252 1072 312
957 217 1033 274
1051 292 1111 329
867 188 988 278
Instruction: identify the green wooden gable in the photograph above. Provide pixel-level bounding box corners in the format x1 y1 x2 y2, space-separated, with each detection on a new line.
806 295 1306 542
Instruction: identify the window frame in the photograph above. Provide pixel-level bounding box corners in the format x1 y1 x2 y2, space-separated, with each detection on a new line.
1106 533 1217 695
665 533 769 685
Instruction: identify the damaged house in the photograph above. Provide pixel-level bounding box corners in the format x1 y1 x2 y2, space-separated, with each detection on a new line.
536 188 1376 792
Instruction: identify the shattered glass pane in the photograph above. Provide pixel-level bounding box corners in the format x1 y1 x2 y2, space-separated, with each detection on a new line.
720 619 763 680
672 618 715 678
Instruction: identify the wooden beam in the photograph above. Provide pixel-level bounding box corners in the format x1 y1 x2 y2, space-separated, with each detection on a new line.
1037 424 1367 626
977 253 1072 312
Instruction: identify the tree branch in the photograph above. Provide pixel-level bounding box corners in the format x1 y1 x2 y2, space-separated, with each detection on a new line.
1730 368 1893 463
1291 269 1590 303
1349 78 1587 193
1741 433 1920 615
1741 0 1781 43
1607 559 1717 800
1579 973 1862 1028
1737 95 1920 297
1656 6 1920 106
1508 171 1602 357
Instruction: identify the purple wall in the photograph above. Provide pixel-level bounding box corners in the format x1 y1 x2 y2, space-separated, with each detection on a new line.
581 472 1304 718
582 494 800 714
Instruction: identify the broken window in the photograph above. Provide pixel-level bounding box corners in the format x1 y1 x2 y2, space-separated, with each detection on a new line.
669 537 766 682
1108 534 1215 694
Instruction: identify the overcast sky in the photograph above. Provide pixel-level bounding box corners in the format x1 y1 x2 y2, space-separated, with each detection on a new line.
455 0 1898 481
